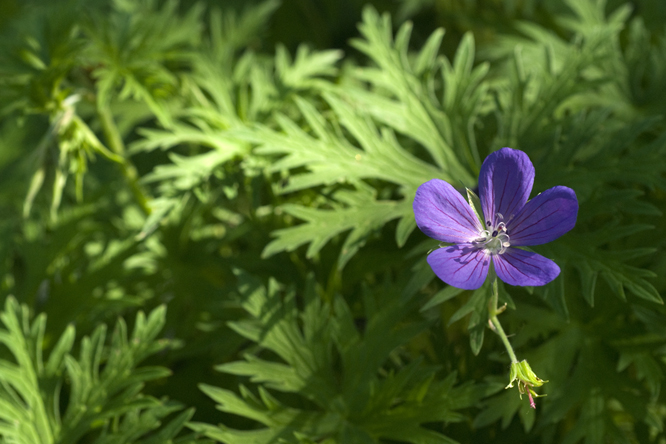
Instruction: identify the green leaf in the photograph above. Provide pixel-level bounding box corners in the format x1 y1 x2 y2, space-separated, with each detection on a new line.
421 286 466 312
262 186 411 269
0 297 190 443
202 272 484 443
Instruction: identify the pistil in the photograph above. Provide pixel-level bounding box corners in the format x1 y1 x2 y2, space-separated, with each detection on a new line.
475 213 511 254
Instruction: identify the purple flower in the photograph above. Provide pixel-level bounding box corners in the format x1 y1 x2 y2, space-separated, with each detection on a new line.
413 147 578 290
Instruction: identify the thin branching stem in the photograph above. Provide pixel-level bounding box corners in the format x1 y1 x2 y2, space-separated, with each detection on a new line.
488 278 519 364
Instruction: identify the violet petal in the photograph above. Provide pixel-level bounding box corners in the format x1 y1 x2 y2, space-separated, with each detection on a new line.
414 179 483 243
427 244 491 290
507 186 578 246
493 248 560 287
479 148 535 227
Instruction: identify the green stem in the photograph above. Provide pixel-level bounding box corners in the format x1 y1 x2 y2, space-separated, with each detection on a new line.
97 103 152 215
489 279 519 364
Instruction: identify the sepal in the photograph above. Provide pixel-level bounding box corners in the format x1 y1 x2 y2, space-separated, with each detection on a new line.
505 360 548 409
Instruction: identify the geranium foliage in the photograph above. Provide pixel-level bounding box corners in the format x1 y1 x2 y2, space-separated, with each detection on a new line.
0 0 665 443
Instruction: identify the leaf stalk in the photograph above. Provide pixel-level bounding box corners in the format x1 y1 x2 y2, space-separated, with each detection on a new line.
97 103 152 215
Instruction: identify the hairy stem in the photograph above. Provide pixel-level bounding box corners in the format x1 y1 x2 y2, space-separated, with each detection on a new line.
97 103 152 215
489 279 519 364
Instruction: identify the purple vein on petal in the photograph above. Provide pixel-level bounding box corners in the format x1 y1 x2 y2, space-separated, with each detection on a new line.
510 208 560 238
495 250 536 278
452 248 484 279
427 245 490 290
493 248 560 287
479 148 535 226
501 177 523 220
496 173 509 219
508 186 578 247
509 196 555 232
414 179 482 243
426 194 480 234
420 197 479 240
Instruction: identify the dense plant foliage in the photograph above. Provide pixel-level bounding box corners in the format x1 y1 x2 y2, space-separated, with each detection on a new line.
0 0 665 442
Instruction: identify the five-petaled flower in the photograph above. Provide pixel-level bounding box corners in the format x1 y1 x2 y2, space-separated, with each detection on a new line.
413 147 578 290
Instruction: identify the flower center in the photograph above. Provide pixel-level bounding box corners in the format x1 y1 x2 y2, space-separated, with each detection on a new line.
473 213 511 255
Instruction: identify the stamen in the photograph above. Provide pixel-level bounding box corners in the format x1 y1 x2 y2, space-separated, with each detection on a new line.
474 221 512 255
497 213 504 226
